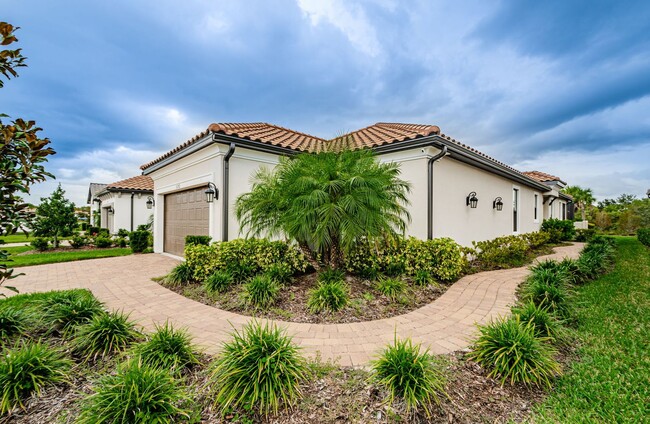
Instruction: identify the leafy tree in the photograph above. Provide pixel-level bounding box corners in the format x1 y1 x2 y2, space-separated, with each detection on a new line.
236 148 411 269
32 185 77 248
563 185 595 221
0 22 55 295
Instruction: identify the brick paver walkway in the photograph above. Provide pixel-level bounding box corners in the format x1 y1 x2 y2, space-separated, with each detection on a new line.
7 243 582 367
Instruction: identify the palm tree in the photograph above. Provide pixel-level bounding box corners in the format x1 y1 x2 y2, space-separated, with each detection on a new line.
563 185 595 221
236 148 411 269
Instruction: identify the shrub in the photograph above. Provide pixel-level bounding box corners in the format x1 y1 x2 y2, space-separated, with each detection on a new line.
0 307 27 340
227 261 257 283
574 228 596 242
204 270 233 294
241 275 280 309
129 230 150 253
185 235 211 246
317 267 345 284
77 360 192 424
30 237 49 251
372 337 446 415
94 236 112 248
413 269 433 286
72 311 140 360
521 231 551 249
97 228 110 237
541 218 575 242
265 263 294 285
88 226 100 236
209 321 307 416
116 237 128 248
0 341 71 414
116 228 130 238
522 277 569 316
70 235 88 249
165 262 195 286
557 258 584 285
512 302 564 343
376 277 406 301
132 322 199 373
40 290 104 334
468 316 561 387
528 266 568 287
638 228 650 247
307 280 349 313
471 235 529 269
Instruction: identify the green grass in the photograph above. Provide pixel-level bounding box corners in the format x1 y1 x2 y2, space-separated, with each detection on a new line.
0 233 32 244
2 247 131 267
533 237 650 422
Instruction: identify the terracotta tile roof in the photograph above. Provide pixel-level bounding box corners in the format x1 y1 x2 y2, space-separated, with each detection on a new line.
523 171 566 184
107 175 153 191
329 122 441 149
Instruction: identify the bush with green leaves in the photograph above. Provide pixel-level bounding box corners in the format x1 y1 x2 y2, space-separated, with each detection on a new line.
116 237 128 248
185 235 211 246
94 236 112 248
541 218 576 242
40 289 104 334
0 306 26 340
372 337 446 416
129 230 150 253
30 237 49 251
413 269 433 286
70 235 88 249
72 311 141 361
227 261 257 283
76 359 192 424
204 270 233 294
241 275 280 309
132 322 199 373
307 280 349 313
116 228 130 238
468 316 561 387
638 228 650 247
165 262 195 286
471 235 530 269
317 267 345 284
376 277 406 301
522 274 570 316
209 321 307 416
0 341 71 414
265 262 293 285
574 228 596 242
512 302 565 343
521 231 551 249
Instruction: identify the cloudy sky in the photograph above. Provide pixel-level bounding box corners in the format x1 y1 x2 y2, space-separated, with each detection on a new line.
3 0 650 204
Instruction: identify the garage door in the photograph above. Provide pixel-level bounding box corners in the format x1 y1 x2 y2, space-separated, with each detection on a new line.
164 187 209 256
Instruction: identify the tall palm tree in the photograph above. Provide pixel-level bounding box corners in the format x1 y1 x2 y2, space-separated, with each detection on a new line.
563 185 595 221
236 148 411 269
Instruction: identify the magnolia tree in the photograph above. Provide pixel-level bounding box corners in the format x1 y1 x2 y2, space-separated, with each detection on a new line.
236 148 411 269
0 22 56 295
32 185 77 248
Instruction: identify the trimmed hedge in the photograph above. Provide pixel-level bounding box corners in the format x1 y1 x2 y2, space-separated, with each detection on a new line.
541 218 575 243
637 228 650 247
185 235 211 246
129 230 149 253
470 232 551 269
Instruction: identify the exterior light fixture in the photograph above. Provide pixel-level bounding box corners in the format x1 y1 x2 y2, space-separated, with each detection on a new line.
647 189 650 199
146 196 155 209
107 206 114 214
92 197 100 203
205 182 218 203
466 191 478 208
493 197 503 211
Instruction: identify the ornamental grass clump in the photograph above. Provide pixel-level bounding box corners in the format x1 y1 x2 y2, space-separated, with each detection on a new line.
522 277 570 316
76 360 192 424
307 280 349 313
317 267 345 284
413 269 433 286
209 321 307 417
376 277 406 301
165 262 195 286
372 336 446 416
204 270 233 294
39 289 103 335
265 263 293 285
0 341 71 414
132 322 199 374
0 307 27 340
468 316 561 388
72 311 141 361
241 275 280 309
511 302 565 343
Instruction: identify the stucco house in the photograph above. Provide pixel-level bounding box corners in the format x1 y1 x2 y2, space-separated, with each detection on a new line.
140 122 572 257
87 175 154 234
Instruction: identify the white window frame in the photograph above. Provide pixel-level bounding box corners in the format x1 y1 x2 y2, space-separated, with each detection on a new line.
512 185 520 234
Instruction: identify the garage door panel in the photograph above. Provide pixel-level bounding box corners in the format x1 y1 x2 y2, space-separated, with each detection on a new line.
164 187 209 257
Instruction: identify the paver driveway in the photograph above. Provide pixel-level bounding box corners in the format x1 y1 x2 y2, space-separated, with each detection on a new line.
8 243 582 367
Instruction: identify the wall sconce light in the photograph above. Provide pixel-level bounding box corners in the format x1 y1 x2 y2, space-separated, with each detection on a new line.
146 196 155 209
107 206 114 214
92 198 100 203
466 191 478 208
493 197 503 211
205 182 219 203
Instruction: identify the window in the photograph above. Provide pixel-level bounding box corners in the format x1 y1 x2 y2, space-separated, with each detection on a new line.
562 202 566 220
513 188 519 232
534 194 538 221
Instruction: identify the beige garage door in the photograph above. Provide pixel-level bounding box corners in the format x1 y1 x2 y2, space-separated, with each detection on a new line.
164 187 209 256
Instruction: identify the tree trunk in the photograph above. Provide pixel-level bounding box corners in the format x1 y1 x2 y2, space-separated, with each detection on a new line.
53 233 59 248
298 241 321 271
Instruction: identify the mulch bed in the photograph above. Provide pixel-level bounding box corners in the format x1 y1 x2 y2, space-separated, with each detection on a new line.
162 273 448 324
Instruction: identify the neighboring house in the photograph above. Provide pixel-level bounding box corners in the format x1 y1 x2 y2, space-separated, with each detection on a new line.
87 183 108 227
87 176 154 234
140 122 572 256
522 171 574 221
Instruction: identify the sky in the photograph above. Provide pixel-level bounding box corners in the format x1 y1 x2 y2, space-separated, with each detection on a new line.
2 0 650 205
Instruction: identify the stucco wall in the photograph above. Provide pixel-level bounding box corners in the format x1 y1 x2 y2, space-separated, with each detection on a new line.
96 192 153 234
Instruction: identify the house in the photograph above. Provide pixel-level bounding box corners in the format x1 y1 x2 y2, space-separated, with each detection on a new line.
522 171 574 221
87 176 154 234
140 122 572 257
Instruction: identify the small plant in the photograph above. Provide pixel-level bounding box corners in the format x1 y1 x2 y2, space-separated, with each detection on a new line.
384 261 406 277
40 290 104 334
30 237 49 251
307 280 349 313
0 341 71 414
72 311 141 360
512 302 565 343
265 263 293 285
116 228 130 238
70 235 88 249
241 275 280 309
227 261 257 283
165 262 195 286
522 277 569 316
528 266 567 287
185 235 211 246
317 267 345 284
204 270 233 294
372 336 446 416
359 265 379 280
132 322 199 373
129 230 150 253
376 277 406 301
77 360 192 424
0 307 27 340
468 316 561 387
413 269 433 286
557 258 583 285
209 321 307 416
116 237 128 248
94 236 112 248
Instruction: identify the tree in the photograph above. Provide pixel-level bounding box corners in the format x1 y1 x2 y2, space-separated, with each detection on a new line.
0 22 55 295
236 148 411 269
563 185 595 221
32 185 77 248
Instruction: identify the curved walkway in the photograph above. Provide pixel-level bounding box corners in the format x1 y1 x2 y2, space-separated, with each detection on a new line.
7 243 582 367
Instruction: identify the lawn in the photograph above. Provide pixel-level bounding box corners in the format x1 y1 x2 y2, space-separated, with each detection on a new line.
532 237 649 422
1 246 132 267
0 233 33 244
